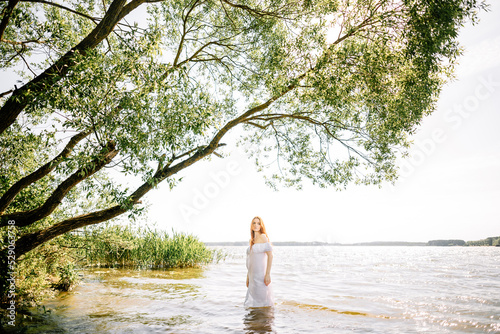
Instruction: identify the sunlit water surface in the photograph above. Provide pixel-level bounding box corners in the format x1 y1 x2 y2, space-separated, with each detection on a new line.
16 246 500 333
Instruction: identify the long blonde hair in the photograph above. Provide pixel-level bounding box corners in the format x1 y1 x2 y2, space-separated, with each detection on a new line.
250 216 270 248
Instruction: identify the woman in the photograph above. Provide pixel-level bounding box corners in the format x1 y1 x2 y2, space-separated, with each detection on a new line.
244 216 274 307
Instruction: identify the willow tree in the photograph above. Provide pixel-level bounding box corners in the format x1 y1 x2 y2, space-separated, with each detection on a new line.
0 0 485 280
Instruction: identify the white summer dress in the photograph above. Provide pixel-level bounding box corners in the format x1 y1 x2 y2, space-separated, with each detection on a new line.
244 242 274 307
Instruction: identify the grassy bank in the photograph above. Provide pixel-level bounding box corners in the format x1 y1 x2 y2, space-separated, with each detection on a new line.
74 225 225 269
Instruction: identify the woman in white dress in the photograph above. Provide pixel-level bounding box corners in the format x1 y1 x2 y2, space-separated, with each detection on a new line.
245 216 274 307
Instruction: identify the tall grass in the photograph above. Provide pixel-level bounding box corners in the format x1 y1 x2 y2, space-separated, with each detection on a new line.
75 225 224 269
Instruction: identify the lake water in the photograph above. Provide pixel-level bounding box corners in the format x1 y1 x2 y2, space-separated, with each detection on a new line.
15 246 500 333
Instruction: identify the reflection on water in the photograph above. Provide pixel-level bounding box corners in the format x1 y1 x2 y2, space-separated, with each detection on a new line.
281 300 392 319
243 307 275 334
90 266 207 280
4 267 208 333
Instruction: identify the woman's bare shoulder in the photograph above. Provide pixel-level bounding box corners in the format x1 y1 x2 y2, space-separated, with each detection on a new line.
256 234 269 243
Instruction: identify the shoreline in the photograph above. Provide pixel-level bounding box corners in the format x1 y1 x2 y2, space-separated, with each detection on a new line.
204 238 500 247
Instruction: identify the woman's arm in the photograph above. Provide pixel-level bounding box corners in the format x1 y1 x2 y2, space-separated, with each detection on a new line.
246 239 251 287
264 250 273 286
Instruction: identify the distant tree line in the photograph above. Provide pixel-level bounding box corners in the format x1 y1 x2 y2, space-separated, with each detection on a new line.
207 239 500 247
427 240 466 246
465 236 500 247
427 237 500 247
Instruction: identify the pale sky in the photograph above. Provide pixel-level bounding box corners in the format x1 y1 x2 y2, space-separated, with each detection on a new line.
3 2 499 244
144 2 500 243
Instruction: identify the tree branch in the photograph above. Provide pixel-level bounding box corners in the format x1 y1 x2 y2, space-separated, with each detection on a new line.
117 0 148 22
243 120 270 130
0 88 14 98
0 38 46 45
173 0 201 66
0 0 128 135
15 0 99 21
246 113 375 165
0 0 19 41
155 76 305 183
14 204 126 257
219 0 297 20
0 141 118 228
0 130 91 213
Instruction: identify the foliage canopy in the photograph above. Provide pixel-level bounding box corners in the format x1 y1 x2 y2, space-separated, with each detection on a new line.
0 0 486 263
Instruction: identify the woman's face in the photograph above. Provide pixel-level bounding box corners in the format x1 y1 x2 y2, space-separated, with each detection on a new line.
251 219 262 232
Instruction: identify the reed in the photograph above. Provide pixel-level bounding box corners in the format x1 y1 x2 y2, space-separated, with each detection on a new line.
76 225 224 268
